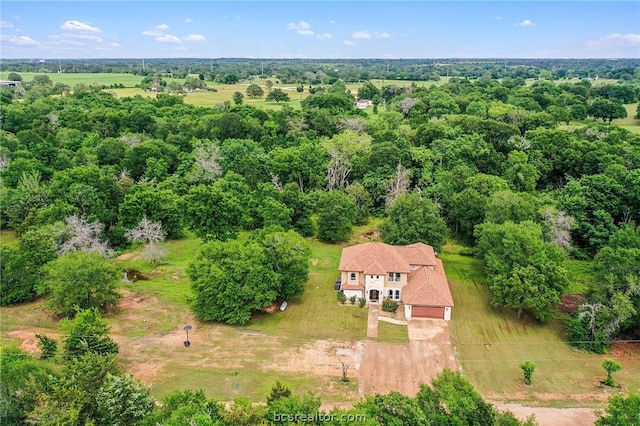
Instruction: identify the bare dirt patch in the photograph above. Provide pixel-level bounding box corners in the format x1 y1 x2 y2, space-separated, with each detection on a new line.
493 403 596 426
356 230 380 243
266 340 364 378
116 252 137 261
6 328 62 354
119 289 157 309
359 319 457 396
559 294 586 314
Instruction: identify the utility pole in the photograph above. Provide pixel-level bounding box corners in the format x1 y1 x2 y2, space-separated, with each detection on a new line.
142 58 145 72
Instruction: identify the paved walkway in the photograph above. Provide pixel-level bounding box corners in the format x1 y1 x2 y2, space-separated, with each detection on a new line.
367 306 379 338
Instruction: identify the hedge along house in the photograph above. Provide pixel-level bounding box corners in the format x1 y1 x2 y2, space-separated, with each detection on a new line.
338 242 454 320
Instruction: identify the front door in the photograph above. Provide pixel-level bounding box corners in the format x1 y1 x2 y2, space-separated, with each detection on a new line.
369 289 379 303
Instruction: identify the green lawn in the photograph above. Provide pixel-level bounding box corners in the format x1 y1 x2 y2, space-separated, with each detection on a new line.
443 252 640 402
564 260 595 295
1 72 144 87
377 321 409 344
0 229 18 246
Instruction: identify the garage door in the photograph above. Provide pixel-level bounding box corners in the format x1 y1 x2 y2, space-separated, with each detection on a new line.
412 306 445 319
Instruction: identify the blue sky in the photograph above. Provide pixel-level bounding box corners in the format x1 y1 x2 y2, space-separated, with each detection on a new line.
1 1 639 59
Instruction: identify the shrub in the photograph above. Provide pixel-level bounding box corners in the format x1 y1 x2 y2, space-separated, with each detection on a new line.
458 247 474 256
35 334 57 360
349 295 357 305
602 359 621 387
337 291 347 304
358 297 366 308
520 361 535 385
382 298 399 313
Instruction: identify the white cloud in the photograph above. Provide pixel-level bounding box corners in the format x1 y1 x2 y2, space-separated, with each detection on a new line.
142 30 163 37
514 19 535 27
156 34 182 43
109 42 122 48
297 30 315 36
154 23 169 30
343 40 356 46
185 18 193 24
352 31 371 39
0 20 13 28
1 34 39 45
67 33 102 42
317 32 332 40
494 16 503 20
374 32 391 39
587 33 640 49
286 20 312 31
329 19 336 24
61 20 102 33
183 34 206 42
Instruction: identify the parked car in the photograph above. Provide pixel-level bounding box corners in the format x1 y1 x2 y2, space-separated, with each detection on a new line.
334 277 342 290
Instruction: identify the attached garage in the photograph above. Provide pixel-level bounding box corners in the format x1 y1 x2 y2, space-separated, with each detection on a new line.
412 306 445 319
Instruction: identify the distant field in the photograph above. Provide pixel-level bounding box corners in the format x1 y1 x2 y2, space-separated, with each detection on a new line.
0 72 144 87
443 252 640 404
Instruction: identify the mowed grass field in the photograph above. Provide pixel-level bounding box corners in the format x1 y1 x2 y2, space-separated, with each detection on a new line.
442 252 640 405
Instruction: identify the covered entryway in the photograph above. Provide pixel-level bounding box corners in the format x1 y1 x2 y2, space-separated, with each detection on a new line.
411 305 445 319
369 289 379 303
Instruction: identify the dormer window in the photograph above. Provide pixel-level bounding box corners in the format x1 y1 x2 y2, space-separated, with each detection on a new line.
350 272 356 281
388 272 401 282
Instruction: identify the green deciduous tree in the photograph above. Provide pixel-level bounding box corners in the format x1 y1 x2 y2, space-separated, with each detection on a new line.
40 251 121 317
188 240 278 325
246 84 264 98
474 221 568 321
266 88 290 103
183 181 247 241
316 190 356 242
0 227 57 305
596 393 640 426
380 192 447 251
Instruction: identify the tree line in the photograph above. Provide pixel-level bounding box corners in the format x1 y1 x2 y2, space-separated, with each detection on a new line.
1 68 639 347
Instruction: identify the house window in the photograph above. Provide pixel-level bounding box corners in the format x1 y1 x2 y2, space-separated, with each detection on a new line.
350 272 356 281
388 272 401 282
387 289 401 300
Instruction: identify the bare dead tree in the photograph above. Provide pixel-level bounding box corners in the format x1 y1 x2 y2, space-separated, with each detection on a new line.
397 97 419 118
0 153 9 172
270 173 283 192
541 207 574 251
120 134 142 148
190 142 222 182
125 217 167 265
57 215 113 258
339 361 350 383
384 162 411 208
338 117 367 134
326 148 351 190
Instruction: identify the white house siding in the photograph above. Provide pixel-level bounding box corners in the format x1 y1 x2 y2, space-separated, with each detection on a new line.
404 304 413 319
365 274 384 303
343 289 363 300
444 306 452 321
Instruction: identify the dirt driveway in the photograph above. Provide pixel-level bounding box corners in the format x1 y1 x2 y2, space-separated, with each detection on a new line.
358 319 457 396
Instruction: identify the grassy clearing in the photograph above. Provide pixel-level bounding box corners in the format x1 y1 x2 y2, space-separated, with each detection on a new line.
1 72 143 87
377 321 409 344
564 260 595 295
443 252 640 401
0 229 18 246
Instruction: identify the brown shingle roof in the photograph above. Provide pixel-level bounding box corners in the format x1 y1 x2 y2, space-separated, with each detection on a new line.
403 259 454 307
338 242 436 274
339 242 452 307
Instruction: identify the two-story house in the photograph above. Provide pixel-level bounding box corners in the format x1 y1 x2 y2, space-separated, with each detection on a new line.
338 242 453 320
